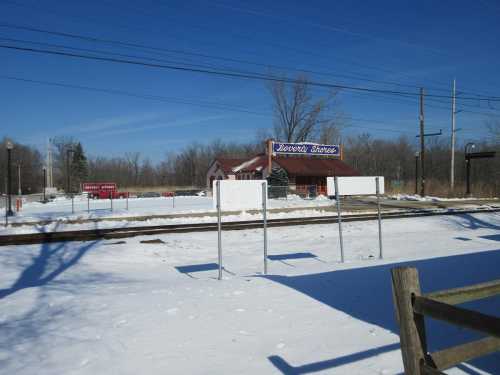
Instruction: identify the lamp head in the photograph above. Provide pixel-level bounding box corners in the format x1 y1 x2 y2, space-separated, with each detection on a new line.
6 140 14 150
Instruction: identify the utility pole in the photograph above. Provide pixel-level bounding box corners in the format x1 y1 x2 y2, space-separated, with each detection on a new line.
419 88 425 196
450 79 456 190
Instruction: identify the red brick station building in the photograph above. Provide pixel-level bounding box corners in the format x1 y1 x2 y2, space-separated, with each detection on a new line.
206 140 359 196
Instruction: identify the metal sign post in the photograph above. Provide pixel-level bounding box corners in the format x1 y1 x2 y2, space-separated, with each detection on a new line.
262 182 268 275
216 181 223 280
126 194 129 210
71 194 74 214
376 177 383 259
172 193 175 208
334 177 345 263
87 195 90 213
110 192 113 212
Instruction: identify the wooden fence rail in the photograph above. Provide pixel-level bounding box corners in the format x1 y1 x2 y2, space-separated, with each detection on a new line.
391 267 500 374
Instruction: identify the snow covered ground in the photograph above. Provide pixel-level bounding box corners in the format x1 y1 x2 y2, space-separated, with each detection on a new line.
0 213 499 374
6 195 333 224
389 194 498 202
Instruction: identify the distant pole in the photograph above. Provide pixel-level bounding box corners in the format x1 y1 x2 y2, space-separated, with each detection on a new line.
419 88 425 196
66 148 73 194
262 181 268 275
414 152 419 195
267 139 273 177
6 141 14 216
334 177 344 263
42 167 47 202
465 143 475 197
216 181 222 280
17 163 21 196
376 177 383 259
450 79 456 190
46 138 54 188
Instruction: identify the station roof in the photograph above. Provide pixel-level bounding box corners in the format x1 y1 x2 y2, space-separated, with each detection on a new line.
213 158 247 174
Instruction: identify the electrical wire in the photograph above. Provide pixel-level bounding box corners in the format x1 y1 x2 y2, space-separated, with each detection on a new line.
1 42 499 102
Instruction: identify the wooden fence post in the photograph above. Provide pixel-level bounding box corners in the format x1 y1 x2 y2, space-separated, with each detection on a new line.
391 267 428 374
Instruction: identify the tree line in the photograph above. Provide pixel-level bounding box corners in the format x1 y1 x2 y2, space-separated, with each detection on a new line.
2 132 499 197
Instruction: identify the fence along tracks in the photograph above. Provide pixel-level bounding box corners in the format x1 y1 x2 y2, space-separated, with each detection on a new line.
1 207 499 246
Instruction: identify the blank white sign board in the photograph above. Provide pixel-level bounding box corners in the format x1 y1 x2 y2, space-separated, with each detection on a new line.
327 176 385 196
213 180 267 210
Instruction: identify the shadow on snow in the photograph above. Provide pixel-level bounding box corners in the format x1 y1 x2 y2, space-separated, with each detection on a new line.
0 221 103 300
264 249 500 374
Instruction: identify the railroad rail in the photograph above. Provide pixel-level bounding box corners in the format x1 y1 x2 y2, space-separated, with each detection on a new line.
1 207 499 246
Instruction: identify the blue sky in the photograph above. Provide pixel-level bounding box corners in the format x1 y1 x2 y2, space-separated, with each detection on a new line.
1 0 500 161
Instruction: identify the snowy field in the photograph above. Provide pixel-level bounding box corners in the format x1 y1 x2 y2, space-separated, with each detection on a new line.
1 213 499 374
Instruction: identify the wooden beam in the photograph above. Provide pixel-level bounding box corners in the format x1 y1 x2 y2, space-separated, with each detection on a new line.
425 279 500 305
429 337 500 371
413 296 500 338
420 362 446 375
391 267 427 375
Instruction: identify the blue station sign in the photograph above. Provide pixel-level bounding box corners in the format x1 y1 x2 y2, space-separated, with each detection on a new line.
272 142 340 156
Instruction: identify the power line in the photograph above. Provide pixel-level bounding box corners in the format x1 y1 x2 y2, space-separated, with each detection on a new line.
0 23 468 93
0 74 439 135
201 0 449 57
0 74 270 116
1 42 499 102
0 2 497 98
12 32 499 112
0 35 278 79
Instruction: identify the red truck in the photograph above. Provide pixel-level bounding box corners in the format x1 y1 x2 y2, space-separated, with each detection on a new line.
82 182 129 199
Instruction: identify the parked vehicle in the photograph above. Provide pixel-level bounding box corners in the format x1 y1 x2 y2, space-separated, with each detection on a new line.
82 182 129 199
137 192 161 198
174 189 206 197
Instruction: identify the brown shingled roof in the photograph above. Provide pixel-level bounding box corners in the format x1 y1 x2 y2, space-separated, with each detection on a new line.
215 158 247 174
238 155 268 172
274 157 359 177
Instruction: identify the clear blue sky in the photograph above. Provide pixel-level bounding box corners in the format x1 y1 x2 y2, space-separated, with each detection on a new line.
1 0 500 161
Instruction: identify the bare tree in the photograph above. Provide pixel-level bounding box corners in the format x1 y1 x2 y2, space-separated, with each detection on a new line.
125 152 141 186
269 75 341 143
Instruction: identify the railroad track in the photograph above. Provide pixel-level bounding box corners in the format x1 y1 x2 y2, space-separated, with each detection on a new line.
1 207 499 246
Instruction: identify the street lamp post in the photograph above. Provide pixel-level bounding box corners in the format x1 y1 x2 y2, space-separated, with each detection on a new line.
6 141 14 216
465 142 475 197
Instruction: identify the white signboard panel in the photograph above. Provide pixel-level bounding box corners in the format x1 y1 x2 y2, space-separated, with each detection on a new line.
327 176 384 196
213 180 267 210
